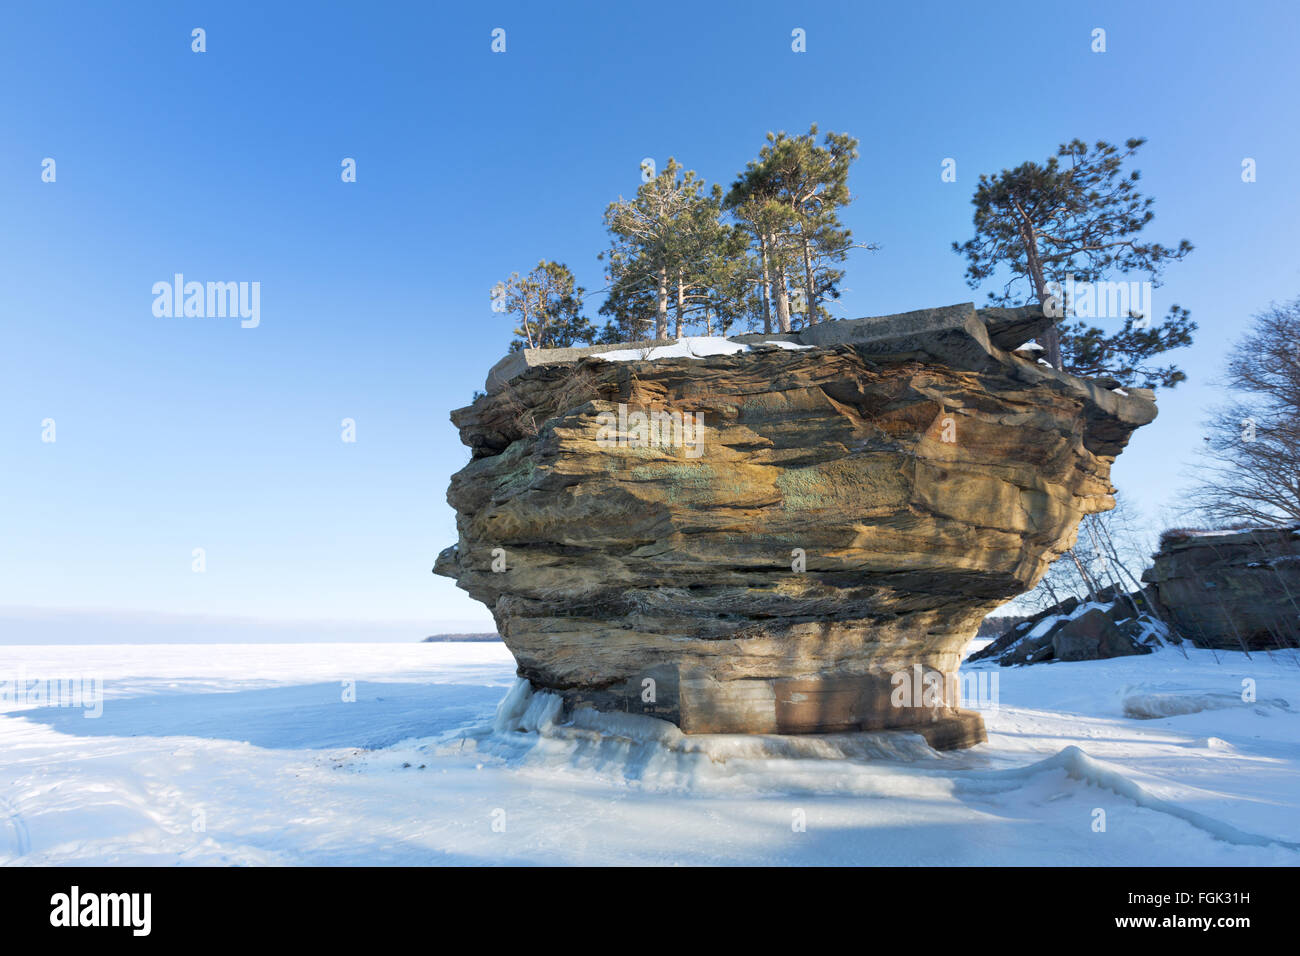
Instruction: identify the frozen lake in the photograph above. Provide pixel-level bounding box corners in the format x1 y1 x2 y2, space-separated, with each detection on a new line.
1 640 1298 865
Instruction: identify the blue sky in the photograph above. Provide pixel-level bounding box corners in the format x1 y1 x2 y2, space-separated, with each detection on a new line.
2 1 1298 639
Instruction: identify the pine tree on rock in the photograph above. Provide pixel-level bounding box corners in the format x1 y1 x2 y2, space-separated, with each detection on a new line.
601 159 715 341
498 261 593 351
954 137 1194 386
595 276 658 343
727 125 870 332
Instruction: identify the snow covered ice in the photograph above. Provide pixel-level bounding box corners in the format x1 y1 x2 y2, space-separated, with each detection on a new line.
1 640 1298 865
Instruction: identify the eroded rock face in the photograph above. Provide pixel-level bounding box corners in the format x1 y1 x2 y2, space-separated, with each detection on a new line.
435 303 1157 749
1144 527 1300 650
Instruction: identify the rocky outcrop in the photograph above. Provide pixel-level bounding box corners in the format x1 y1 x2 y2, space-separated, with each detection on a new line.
968 587 1166 666
435 302 1157 749
1144 527 1300 650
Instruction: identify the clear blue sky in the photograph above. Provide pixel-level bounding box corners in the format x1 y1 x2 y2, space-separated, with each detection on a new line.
2 1 1297 638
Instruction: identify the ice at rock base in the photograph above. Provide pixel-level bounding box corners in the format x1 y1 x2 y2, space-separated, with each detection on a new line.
459 677 943 788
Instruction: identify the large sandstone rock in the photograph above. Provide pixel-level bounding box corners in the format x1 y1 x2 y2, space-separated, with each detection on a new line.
1143 527 1300 650
435 302 1157 749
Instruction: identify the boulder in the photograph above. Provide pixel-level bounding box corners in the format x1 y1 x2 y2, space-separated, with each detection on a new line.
435 302 1157 748
1051 608 1150 661
969 590 1166 666
1144 527 1300 650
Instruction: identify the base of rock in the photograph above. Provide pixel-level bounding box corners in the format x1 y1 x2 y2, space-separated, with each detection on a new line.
487 678 985 759
567 709 986 754
910 710 988 751
554 669 988 749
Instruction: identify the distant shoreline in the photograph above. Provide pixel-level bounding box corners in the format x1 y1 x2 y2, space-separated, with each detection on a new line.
421 633 501 643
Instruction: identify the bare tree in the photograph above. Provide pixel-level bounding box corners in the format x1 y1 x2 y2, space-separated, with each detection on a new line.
1006 493 1156 615
1189 297 1300 526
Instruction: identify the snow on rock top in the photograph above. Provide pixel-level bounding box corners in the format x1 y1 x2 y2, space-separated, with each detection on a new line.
594 336 811 362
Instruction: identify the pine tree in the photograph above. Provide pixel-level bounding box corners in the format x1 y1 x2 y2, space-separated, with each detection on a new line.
601 159 714 340
665 183 744 336
497 261 593 351
800 217 866 324
726 126 869 331
595 276 658 343
698 224 752 335
723 182 788 333
954 137 1194 385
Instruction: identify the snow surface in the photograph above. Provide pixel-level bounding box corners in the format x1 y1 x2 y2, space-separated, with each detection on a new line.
1 640 1298 866
595 337 811 362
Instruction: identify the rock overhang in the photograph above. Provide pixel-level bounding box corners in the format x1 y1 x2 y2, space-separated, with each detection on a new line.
440 302 1158 748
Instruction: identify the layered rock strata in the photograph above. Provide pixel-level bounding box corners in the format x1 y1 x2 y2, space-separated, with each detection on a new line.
435 303 1157 749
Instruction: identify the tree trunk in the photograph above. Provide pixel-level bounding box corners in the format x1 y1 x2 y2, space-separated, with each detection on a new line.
1025 231 1063 369
675 271 684 339
655 267 669 340
759 236 773 335
1039 324 1063 370
522 300 535 349
774 269 792 333
802 238 817 324
1068 548 1099 603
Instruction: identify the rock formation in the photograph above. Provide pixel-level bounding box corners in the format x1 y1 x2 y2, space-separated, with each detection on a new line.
968 587 1165 666
1144 527 1300 650
435 302 1157 749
